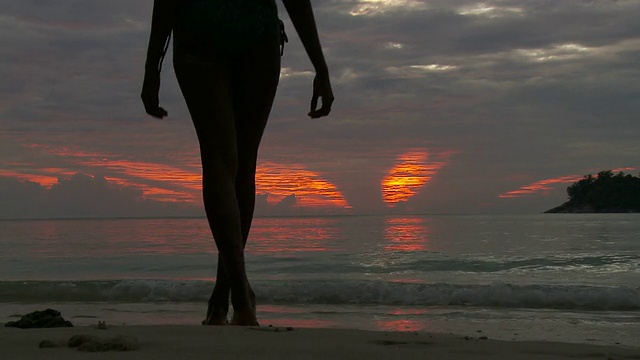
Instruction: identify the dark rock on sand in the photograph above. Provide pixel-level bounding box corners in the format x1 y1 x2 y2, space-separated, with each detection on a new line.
38 340 65 348
68 334 99 348
5 309 73 328
68 334 139 352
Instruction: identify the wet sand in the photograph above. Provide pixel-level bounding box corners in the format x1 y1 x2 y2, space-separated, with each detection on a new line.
2 324 639 359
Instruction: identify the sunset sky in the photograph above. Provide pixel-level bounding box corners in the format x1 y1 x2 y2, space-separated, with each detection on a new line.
1 0 639 219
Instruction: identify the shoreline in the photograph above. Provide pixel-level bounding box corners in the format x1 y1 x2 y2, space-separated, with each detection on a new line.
2 325 639 359
3 302 639 348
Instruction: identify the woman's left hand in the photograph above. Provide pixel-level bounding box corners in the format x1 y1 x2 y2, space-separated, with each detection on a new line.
308 72 334 119
141 71 168 119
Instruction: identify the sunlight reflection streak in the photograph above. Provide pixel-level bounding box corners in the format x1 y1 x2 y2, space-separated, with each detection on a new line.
384 217 429 252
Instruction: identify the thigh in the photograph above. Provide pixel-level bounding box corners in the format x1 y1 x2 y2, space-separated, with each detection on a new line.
231 26 282 167
174 50 238 171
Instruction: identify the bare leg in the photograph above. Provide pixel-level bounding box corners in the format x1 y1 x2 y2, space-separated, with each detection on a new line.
207 29 282 326
229 31 281 325
176 29 281 326
175 53 254 326
204 254 231 325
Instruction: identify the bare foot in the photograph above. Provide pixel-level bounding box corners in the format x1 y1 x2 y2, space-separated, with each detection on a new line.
231 310 259 326
202 309 229 325
202 316 229 326
202 297 230 326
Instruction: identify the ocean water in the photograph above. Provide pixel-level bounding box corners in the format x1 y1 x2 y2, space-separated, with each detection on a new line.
1 215 639 346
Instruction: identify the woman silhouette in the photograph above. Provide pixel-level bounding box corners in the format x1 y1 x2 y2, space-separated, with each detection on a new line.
141 0 333 326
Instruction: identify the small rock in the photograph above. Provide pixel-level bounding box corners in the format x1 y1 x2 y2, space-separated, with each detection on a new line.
68 334 139 352
479 336 488 340
39 340 64 348
106 335 139 351
5 309 73 328
77 340 111 352
68 334 98 348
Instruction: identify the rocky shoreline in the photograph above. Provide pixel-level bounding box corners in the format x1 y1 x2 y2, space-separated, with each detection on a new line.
545 202 640 213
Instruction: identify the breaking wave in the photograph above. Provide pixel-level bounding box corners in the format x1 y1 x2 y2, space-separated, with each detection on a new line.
1 280 638 311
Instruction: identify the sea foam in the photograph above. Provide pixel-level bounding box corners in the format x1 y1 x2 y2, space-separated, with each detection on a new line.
1 280 638 311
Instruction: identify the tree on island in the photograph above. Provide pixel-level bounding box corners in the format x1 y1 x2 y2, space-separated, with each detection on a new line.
546 170 640 213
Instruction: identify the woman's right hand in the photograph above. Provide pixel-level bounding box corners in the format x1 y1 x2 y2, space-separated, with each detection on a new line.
141 71 168 119
308 72 334 118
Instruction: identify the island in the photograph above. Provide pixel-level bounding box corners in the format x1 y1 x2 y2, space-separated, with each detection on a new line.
545 170 640 213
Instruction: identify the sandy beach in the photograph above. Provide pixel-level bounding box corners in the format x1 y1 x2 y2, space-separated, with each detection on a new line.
2 324 639 360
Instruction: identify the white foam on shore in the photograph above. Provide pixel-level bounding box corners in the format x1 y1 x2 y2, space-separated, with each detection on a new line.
1 279 639 310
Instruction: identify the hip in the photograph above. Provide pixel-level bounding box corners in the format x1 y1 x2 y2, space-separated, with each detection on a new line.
173 0 280 58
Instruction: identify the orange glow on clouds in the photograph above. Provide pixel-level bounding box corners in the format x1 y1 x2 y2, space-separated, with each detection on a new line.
499 175 579 198
381 150 449 206
103 176 195 203
0 169 65 187
256 162 350 209
34 145 202 190
94 160 201 190
4 144 350 208
500 167 637 198
18 144 201 203
84 159 201 203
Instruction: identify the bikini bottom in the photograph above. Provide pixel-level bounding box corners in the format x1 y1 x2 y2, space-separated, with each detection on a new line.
174 0 281 57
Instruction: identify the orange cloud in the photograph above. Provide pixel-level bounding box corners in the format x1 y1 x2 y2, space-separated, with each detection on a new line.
16 145 201 202
0 169 65 187
500 167 637 198
381 150 450 206
7 144 350 208
103 176 196 203
29 145 202 190
256 162 350 209
499 175 579 198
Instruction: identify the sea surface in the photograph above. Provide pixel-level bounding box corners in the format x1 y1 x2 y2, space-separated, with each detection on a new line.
1 214 639 346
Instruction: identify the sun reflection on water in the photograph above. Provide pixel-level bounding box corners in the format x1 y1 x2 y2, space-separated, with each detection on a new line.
247 217 341 254
384 217 429 252
375 319 425 332
374 308 432 332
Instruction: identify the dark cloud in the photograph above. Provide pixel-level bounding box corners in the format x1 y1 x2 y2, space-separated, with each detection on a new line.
0 174 202 219
1 0 639 216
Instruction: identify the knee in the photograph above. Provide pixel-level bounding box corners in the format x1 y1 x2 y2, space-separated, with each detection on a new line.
201 153 238 179
235 169 256 188
234 155 258 185
201 168 236 202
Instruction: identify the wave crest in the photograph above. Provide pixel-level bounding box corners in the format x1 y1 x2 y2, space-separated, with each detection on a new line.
1 280 638 311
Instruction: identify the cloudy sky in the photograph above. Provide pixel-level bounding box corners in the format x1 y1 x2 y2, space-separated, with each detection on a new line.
1 0 639 219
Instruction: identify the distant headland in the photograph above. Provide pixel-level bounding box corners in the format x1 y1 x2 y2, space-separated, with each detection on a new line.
545 170 640 213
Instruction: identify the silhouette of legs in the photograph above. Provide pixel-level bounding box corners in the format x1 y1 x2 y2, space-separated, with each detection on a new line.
174 27 280 326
